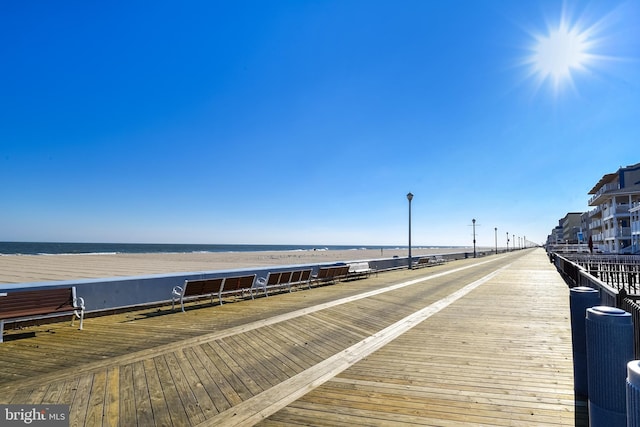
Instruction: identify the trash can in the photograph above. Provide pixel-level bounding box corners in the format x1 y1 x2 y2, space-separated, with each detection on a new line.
627 361 640 427
569 286 600 398
586 306 634 427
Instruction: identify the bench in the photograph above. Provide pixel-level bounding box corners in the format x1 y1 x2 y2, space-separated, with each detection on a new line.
313 265 350 284
254 268 313 296
414 256 446 268
220 275 256 305
432 255 447 264
172 274 257 312
171 277 224 312
347 262 373 279
0 287 85 343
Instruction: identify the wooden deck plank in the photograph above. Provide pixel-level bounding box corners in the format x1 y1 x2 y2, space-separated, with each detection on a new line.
85 370 107 426
181 347 228 414
230 334 293 384
217 334 283 389
141 358 172 427
259 324 329 367
41 378 64 404
206 340 264 397
189 345 242 409
173 349 218 420
239 329 306 376
103 367 120 427
154 355 191 427
132 361 155 426
164 351 207 425
56 377 80 407
69 374 93 427
118 364 136 427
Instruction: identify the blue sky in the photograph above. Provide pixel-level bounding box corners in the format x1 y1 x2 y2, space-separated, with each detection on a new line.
1 0 639 247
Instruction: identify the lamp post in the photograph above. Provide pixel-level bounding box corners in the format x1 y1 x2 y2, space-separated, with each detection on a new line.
407 192 413 269
494 227 498 255
506 232 509 252
472 218 477 258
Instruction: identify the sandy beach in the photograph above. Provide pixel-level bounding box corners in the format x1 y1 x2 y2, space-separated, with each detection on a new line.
0 247 478 285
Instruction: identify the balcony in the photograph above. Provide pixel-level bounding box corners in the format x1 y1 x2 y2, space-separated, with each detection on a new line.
602 204 631 220
589 182 620 205
588 205 603 217
603 227 632 239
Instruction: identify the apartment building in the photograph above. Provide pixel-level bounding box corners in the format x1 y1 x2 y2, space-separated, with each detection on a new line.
561 212 582 244
587 162 640 254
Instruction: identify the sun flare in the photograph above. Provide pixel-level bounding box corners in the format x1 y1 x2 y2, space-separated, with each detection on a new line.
532 23 591 87
521 2 620 97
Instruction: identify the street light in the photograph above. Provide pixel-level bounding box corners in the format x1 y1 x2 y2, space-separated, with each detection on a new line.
506 232 509 252
472 219 477 258
494 227 498 255
407 192 413 269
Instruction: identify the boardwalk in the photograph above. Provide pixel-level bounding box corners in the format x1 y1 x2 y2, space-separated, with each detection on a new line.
0 249 583 426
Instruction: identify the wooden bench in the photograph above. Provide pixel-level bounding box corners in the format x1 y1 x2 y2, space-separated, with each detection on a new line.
172 274 256 312
0 287 85 343
254 269 313 296
415 256 446 268
348 262 373 279
171 277 224 312
220 275 256 305
433 255 447 264
313 265 350 284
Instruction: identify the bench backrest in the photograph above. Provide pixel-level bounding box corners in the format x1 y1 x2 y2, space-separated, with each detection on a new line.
336 266 349 277
299 269 312 282
348 262 370 272
266 273 282 286
318 265 349 279
183 278 224 297
316 267 331 279
0 288 75 319
290 270 302 283
223 275 256 292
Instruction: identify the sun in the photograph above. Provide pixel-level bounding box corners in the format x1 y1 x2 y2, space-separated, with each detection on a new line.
520 2 618 97
532 23 591 90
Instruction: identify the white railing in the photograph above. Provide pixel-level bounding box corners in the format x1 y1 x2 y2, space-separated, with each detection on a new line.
603 228 632 239
589 182 620 205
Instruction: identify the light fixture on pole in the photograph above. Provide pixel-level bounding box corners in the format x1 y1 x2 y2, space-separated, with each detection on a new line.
494 227 498 255
407 192 413 269
472 219 477 258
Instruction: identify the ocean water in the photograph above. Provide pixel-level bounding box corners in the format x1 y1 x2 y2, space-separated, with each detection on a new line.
0 242 443 256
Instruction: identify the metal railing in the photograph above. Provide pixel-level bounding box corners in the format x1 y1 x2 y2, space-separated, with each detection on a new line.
552 252 640 357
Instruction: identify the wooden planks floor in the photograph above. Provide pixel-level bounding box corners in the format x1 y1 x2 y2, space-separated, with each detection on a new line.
0 249 584 426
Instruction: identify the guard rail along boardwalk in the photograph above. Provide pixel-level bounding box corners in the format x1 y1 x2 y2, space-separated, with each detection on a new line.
0 287 85 343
